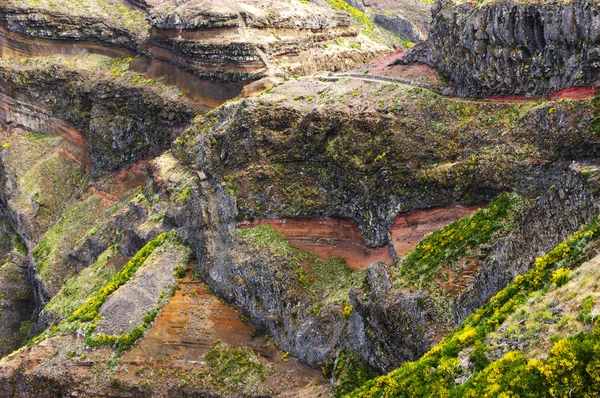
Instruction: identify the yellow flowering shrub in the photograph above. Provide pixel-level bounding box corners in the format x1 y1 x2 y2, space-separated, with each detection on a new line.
348 216 600 397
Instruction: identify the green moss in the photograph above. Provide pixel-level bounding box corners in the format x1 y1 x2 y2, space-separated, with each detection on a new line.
205 341 265 393
33 196 104 291
324 0 412 47
334 350 379 397
238 225 363 305
18 151 86 228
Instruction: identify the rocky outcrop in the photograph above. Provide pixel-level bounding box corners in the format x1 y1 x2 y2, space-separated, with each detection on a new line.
0 220 33 358
176 76 600 247
454 168 599 322
0 61 195 176
161 75 600 372
409 0 600 97
0 10 143 53
342 0 430 42
0 0 392 98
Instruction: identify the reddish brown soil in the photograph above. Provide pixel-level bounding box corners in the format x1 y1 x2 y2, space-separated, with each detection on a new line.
110 160 149 196
122 272 327 395
238 204 483 270
550 86 598 100
238 218 394 269
130 56 246 108
354 49 445 88
437 257 481 296
391 205 484 257
0 271 329 397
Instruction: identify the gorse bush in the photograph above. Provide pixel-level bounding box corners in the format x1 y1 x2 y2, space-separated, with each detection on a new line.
551 268 571 287
349 217 600 397
394 193 522 287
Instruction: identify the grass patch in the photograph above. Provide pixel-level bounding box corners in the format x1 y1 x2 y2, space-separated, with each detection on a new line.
33 196 104 292
205 341 265 393
43 246 120 319
238 225 363 306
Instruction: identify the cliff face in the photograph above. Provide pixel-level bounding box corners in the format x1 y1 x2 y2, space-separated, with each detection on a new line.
0 0 394 104
3 0 600 396
0 59 196 176
410 0 600 97
344 0 430 42
164 74 600 372
178 76 600 247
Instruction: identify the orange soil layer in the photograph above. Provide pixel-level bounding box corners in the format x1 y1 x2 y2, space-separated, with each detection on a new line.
0 274 328 396
122 273 326 394
238 204 483 270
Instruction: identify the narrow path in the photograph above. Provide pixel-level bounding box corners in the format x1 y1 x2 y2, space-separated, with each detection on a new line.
320 73 598 104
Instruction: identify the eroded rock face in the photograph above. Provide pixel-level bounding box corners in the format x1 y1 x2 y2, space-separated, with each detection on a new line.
410 0 600 97
0 0 391 95
0 220 33 358
96 244 190 336
176 76 600 247
344 0 430 42
372 12 425 43
346 167 600 371
0 62 195 176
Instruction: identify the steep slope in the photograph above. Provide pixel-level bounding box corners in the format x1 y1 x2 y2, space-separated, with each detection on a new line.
346 0 431 42
1 0 600 396
350 213 600 397
408 0 600 97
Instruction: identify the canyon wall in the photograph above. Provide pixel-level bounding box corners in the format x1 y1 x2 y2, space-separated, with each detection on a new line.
408 0 600 97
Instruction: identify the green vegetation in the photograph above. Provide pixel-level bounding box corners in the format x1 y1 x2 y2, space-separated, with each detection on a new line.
33 196 104 292
205 341 265 393
238 225 363 306
17 149 86 230
7 0 149 40
349 216 600 397
551 268 571 287
43 246 120 319
28 232 188 355
334 350 378 397
393 193 524 287
69 232 175 322
324 0 412 47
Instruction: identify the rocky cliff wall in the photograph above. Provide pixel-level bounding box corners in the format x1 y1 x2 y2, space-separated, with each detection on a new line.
0 62 195 176
408 0 600 97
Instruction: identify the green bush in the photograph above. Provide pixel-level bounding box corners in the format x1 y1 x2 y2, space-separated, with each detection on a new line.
349 217 600 397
